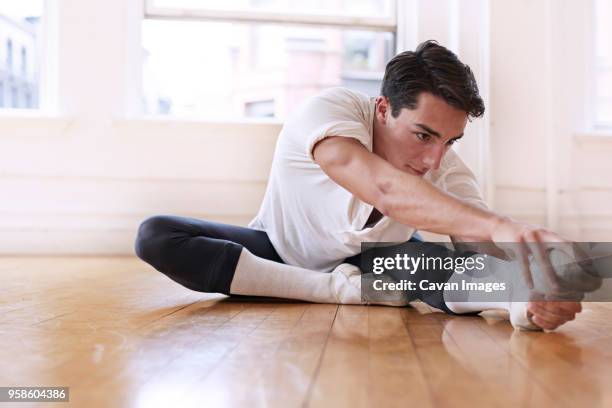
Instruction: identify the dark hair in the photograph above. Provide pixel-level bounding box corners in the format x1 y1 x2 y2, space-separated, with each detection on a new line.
380 40 485 119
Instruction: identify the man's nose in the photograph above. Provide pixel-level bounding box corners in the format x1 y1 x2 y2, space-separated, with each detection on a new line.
422 144 445 171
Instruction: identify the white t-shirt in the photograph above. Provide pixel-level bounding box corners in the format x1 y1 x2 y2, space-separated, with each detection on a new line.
249 87 487 272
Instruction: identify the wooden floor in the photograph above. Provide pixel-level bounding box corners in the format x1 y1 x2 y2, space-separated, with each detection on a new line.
2 257 612 408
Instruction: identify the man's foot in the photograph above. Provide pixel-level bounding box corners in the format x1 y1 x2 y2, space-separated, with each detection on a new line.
545 247 601 293
331 263 410 306
329 263 362 304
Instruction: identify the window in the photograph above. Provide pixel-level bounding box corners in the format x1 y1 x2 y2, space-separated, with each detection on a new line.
0 1 43 110
6 39 12 70
142 0 396 119
21 46 27 76
10 86 18 108
245 99 275 118
25 90 32 108
595 0 612 128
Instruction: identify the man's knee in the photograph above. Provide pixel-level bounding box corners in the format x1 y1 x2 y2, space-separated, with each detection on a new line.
134 215 237 294
134 215 176 263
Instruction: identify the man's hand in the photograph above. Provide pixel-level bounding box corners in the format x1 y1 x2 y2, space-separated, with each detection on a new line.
490 218 587 331
527 300 582 330
489 217 577 293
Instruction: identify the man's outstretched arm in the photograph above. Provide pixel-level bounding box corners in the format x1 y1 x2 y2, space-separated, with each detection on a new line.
313 136 575 290
313 136 500 240
313 136 584 330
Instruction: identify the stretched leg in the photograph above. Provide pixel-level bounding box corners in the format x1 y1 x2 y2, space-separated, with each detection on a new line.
350 236 549 329
135 215 282 295
346 235 476 314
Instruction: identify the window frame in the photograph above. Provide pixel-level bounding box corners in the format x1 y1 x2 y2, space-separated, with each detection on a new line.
592 0 612 129
144 0 397 32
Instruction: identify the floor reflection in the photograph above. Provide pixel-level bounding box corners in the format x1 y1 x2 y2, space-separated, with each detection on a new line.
440 313 603 407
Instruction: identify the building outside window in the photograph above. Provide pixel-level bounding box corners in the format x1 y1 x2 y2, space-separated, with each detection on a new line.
10 85 17 107
6 38 12 70
244 99 275 118
21 45 26 76
0 1 43 110
142 0 396 119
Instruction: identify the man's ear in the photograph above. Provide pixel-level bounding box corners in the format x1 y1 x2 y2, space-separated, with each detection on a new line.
376 96 390 124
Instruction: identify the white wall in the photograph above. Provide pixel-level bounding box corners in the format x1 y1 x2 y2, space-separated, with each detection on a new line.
0 0 610 255
404 0 612 242
489 0 612 241
0 0 282 254
0 115 280 254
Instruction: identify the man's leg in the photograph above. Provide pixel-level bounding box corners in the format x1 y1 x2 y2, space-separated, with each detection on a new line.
135 215 282 294
346 236 478 314
347 235 544 329
134 215 365 303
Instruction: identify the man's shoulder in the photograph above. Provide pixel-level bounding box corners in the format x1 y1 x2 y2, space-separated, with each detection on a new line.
301 87 374 124
286 87 374 128
315 87 371 105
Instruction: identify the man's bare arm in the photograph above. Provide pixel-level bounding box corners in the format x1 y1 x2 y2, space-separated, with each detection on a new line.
313 136 580 291
313 136 583 329
312 136 502 241
451 236 510 259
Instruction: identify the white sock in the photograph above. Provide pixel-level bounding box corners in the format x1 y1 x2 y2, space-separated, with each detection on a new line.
444 270 537 330
445 300 510 314
446 245 599 314
229 248 362 304
531 247 601 294
442 251 590 330
443 253 515 314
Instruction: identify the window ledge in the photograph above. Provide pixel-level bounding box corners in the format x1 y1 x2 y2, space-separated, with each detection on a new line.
112 116 285 138
117 115 284 127
0 112 73 138
0 109 64 119
574 130 612 146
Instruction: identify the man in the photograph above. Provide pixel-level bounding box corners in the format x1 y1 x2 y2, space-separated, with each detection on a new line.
135 41 582 331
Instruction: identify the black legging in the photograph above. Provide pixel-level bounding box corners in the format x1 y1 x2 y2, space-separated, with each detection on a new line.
135 215 282 294
134 215 466 313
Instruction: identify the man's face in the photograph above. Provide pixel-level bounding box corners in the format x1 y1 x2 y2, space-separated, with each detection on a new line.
373 92 468 177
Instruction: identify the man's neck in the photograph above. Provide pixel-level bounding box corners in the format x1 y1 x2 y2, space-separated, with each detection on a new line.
372 115 387 161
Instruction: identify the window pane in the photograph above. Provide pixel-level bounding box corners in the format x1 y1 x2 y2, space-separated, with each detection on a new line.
142 20 394 119
596 71 612 127
0 0 43 109
595 0 612 126
150 0 394 18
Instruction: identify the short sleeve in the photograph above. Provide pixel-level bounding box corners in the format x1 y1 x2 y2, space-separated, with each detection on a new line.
306 120 371 162
283 88 372 162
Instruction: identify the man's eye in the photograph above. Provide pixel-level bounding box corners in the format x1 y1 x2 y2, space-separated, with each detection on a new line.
415 132 430 141
447 138 459 146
